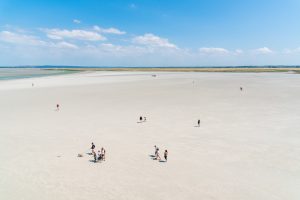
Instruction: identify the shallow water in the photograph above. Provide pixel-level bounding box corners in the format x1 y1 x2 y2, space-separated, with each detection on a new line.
0 68 74 80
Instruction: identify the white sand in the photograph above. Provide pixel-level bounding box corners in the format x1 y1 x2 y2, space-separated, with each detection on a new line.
0 71 300 200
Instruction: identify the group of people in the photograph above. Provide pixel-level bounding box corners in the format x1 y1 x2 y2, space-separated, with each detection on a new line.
139 116 147 122
91 142 106 163
153 145 168 162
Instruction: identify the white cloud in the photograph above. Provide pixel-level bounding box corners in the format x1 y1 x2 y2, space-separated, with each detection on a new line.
0 31 79 50
51 41 78 49
199 47 229 55
44 29 106 41
253 47 273 54
0 31 47 46
283 47 300 54
73 19 81 24
133 33 178 49
93 26 126 35
99 43 123 52
234 49 243 54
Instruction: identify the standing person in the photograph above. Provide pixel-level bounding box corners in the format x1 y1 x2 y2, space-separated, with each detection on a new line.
91 143 95 154
240 87 243 91
139 116 143 122
97 150 102 161
56 104 60 111
154 146 159 157
198 119 200 127
101 147 106 161
164 150 168 161
93 151 97 162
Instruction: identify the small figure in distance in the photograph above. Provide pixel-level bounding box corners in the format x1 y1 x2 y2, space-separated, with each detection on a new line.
91 142 95 154
101 147 106 161
144 117 147 122
197 119 200 127
32 83 34 87
164 150 168 161
156 150 161 161
56 104 60 111
240 87 243 91
154 145 159 157
155 146 160 160
139 116 143 122
93 151 97 163
97 150 102 161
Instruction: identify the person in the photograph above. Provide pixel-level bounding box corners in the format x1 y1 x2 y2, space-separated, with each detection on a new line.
91 142 95 150
154 146 159 157
139 116 143 122
97 150 102 161
156 150 161 161
101 147 106 161
155 146 160 160
93 151 97 162
198 119 200 127
56 104 60 111
144 117 147 122
240 87 243 91
164 150 168 161
91 142 95 154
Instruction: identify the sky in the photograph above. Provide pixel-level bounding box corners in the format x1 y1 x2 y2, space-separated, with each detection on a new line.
0 0 300 66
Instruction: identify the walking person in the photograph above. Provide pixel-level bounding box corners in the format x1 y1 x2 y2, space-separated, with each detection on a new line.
197 119 200 127
156 150 161 161
139 116 143 122
164 150 168 161
154 146 160 160
56 104 60 111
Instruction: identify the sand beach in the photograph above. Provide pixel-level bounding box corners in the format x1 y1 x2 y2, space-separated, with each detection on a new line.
0 71 300 200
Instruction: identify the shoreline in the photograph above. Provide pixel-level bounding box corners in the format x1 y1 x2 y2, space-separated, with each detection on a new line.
44 67 300 73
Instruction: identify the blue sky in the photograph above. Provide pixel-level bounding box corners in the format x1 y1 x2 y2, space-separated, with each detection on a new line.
0 0 300 66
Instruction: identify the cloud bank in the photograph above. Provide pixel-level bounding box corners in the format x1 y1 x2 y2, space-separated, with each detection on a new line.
0 25 297 66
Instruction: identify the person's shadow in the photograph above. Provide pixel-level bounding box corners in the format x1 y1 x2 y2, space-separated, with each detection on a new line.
149 154 158 160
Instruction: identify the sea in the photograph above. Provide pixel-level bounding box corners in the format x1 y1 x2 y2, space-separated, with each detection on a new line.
0 67 75 81
1 66 299 81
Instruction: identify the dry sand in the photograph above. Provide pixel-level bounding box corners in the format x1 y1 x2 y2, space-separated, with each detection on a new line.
0 71 300 200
